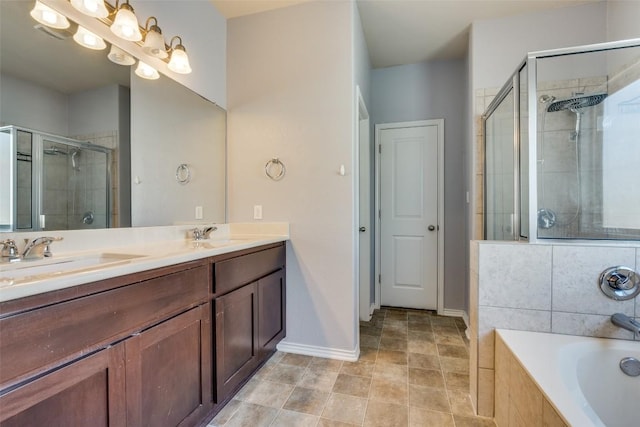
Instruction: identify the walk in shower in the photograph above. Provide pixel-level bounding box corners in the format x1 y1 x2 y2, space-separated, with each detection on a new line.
484 39 640 241
1 126 112 231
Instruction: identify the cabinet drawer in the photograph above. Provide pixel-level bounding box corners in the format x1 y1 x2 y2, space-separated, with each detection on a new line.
0 265 208 390
214 245 285 295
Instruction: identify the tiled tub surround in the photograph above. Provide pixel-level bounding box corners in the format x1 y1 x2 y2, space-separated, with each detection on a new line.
209 308 496 427
469 240 640 418
495 329 640 427
0 222 289 302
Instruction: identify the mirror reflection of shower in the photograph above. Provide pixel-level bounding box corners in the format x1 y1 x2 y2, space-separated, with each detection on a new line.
2 126 112 231
537 92 607 231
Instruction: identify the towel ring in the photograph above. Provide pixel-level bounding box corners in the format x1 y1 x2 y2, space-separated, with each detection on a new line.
265 157 286 181
176 163 191 184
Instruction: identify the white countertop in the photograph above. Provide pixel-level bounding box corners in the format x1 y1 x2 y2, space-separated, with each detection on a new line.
0 223 289 303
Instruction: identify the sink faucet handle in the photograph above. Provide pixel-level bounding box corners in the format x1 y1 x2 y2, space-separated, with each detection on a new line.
22 236 64 259
1 239 20 259
203 226 218 239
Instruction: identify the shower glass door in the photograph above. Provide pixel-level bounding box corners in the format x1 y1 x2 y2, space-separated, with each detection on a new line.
41 138 110 230
484 88 516 240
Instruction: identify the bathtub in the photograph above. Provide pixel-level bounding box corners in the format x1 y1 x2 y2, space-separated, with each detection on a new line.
496 329 640 427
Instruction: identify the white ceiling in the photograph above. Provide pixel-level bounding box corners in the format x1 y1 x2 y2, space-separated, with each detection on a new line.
211 0 598 69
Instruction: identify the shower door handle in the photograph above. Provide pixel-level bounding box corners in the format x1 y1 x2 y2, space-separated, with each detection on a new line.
428 225 436 231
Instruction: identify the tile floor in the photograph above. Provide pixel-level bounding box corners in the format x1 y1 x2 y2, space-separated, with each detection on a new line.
208 307 496 427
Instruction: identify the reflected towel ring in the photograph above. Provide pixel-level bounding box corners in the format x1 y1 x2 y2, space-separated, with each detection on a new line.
265 157 286 181
176 163 191 184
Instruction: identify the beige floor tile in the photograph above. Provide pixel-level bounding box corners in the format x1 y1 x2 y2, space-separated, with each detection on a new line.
408 339 438 355
447 389 475 416
452 414 497 426
431 316 457 326
283 386 330 416
408 322 432 332
360 334 380 349
358 347 378 363
208 399 242 426
379 336 408 351
321 393 367 425
310 357 344 372
369 377 408 405
437 343 469 359
377 349 407 365
360 325 382 337
265 364 306 385
435 333 466 346
224 402 279 427
317 418 360 427
408 367 445 389
408 352 441 370
235 378 294 408
363 401 409 427
381 328 408 339
440 356 469 374
433 325 462 336
332 373 371 398
409 407 455 427
270 409 319 427
444 371 470 390
409 384 451 412
298 368 339 392
373 362 408 382
280 353 313 367
341 360 375 377
408 330 435 342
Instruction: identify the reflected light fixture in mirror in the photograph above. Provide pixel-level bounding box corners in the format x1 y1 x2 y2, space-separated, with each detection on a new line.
70 0 109 19
142 17 167 59
135 61 159 80
73 26 107 50
30 0 70 29
108 44 136 65
110 0 142 42
168 36 192 74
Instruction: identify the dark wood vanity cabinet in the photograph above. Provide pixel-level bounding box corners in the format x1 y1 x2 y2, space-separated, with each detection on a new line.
0 242 286 427
213 244 286 404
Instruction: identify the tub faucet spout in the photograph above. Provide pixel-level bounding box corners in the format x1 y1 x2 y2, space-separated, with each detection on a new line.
611 313 640 338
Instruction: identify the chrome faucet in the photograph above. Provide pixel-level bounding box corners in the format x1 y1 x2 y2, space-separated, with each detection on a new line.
22 237 63 260
1 239 21 262
611 313 640 338
191 226 218 241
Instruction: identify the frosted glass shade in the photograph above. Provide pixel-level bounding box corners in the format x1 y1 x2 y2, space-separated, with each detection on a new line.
135 61 160 80
30 1 70 29
70 0 109 19
73 26 107 50
108 45 136 66
168 47 192 74
110 4 142 42
142 27 168 59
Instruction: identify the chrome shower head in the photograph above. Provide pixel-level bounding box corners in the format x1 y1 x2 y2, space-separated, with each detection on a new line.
547 93 608 112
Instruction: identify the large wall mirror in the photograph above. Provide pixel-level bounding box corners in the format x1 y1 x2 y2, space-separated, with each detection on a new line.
0 0 226 232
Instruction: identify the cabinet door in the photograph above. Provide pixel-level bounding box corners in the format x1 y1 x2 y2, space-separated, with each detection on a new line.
125 305 211 427
0 343 126 427
215 283 259 402
258 269 286 358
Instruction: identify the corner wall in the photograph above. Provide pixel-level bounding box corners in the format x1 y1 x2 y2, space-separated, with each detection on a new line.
227 1 361 358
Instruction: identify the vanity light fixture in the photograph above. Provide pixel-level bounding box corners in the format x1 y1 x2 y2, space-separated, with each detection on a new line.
70 0 109 19
73 26 107 50
107 45 136 65
167 36 192 74
142 17 168 59
135 61 160 80
110 0 142 42
30 1 70 29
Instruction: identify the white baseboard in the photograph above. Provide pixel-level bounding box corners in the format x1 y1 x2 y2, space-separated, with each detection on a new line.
276 340 359 362
370 303 376 316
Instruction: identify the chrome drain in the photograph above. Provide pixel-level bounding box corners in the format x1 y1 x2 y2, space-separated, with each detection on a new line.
620 357 640 377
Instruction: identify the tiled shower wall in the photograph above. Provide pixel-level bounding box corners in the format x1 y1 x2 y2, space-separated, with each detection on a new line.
469 240 640 417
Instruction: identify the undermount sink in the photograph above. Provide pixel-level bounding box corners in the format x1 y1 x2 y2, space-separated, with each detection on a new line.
0 253 146 285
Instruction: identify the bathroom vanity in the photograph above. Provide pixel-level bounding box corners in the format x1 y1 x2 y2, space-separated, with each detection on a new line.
0 229 287 427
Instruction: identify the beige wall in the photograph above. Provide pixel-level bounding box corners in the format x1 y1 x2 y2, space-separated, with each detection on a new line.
227 1 362 356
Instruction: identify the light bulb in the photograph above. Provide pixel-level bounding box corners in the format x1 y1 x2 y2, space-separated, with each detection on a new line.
70 0 109 19
168 46 192 74
30 1 70 29
135 61 160 80
110 2 142 42
108 45 136 66
73 26 106 50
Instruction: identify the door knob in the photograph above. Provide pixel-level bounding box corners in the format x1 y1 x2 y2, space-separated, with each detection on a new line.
428 225 436 231
359 227 366 232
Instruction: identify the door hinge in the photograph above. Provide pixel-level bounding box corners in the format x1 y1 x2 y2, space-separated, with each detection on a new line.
378 274 381 284
378 209 381 219
378 144 381 154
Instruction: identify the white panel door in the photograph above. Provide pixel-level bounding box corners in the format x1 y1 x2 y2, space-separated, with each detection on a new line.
380 124 439 309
